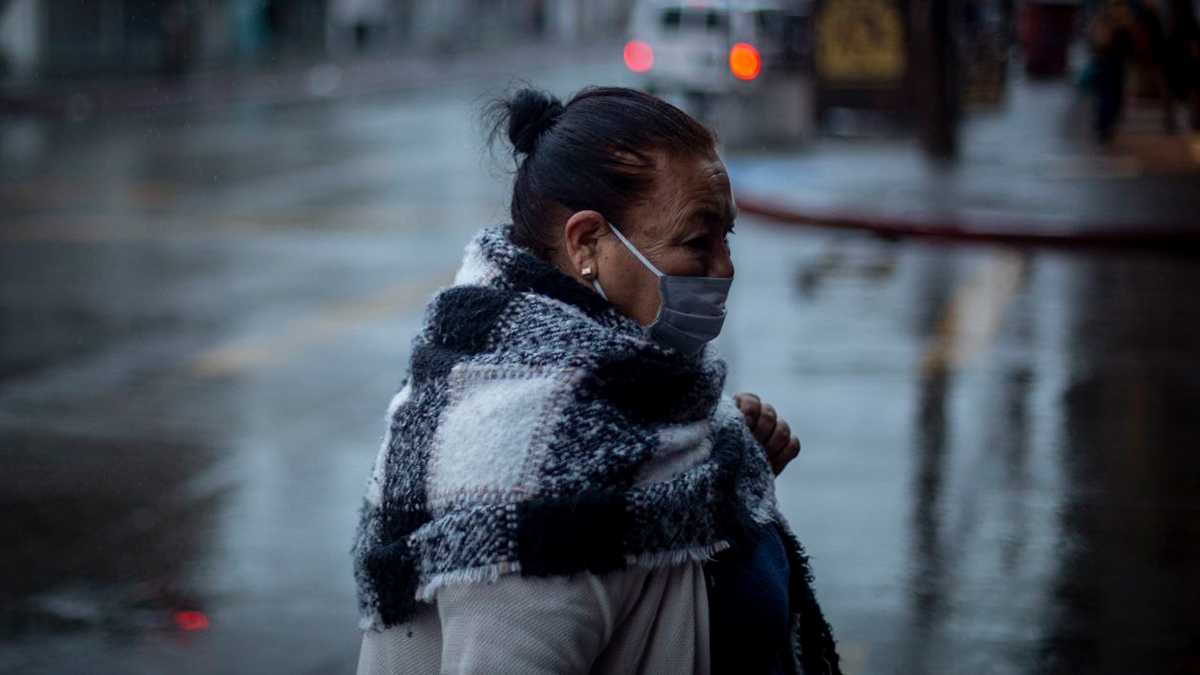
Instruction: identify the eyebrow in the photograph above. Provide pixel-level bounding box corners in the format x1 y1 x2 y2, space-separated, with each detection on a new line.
690 204 737 227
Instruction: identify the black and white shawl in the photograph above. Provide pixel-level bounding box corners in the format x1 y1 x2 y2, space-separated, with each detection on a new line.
353 225 840 674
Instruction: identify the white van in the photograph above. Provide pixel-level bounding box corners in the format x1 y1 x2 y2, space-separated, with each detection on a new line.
623 0 810 97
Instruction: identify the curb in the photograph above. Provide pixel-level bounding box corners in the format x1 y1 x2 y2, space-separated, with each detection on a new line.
736 193 1200 254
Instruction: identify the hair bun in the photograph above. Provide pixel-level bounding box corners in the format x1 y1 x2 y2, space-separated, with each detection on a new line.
507 89 566 155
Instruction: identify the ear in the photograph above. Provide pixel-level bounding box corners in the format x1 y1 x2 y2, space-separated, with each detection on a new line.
562 210 608 278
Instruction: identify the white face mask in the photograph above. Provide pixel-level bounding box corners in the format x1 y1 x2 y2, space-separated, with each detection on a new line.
592 221 733 356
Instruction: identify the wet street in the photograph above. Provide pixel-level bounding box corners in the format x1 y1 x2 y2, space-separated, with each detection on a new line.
2 54 1199 674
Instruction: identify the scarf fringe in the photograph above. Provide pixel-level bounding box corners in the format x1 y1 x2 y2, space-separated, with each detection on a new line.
411 541 734 605
416 561 522 602
624 541 731 568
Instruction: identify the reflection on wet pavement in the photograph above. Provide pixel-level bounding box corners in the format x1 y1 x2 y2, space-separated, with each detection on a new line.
724 224 1200 674
2 68 1199 674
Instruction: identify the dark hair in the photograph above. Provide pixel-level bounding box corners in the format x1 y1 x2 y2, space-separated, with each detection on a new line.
484 86 717 260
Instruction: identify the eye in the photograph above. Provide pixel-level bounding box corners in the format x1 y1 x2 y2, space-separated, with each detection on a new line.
684 237 709 250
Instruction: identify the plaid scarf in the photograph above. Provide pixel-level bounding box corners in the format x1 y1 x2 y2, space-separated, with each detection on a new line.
353 225 840 674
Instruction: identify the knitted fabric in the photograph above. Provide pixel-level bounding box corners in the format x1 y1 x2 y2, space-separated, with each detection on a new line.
352 225 841 674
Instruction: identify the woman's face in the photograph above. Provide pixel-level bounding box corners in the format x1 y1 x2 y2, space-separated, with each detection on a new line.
593 153 737 325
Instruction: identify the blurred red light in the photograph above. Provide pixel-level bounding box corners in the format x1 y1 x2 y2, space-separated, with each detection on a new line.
624 41 654 73
729 43 761 79
174 610 209 631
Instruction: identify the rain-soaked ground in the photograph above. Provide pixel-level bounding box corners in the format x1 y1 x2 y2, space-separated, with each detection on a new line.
2 52 1199 675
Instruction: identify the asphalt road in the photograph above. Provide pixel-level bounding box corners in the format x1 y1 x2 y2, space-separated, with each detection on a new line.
2 50 1198 675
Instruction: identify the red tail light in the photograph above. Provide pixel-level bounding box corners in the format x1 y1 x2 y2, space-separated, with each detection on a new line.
624 40 655 72
729 43 761 79
174 610 210 631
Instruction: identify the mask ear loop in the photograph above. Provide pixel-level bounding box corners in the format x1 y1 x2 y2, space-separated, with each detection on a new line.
606 222 664 278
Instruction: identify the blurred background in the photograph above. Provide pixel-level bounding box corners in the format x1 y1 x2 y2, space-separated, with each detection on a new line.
1 1 1199 674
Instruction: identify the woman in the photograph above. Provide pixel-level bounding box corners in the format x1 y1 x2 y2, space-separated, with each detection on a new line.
353 86 841 675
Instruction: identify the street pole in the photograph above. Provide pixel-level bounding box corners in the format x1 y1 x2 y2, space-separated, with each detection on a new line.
913 0 960 159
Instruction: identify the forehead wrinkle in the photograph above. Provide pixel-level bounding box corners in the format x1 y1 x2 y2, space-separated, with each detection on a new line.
642 152 732 240
682 163 735 229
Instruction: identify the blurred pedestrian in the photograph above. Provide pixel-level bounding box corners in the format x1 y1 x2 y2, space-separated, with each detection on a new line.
1163 0 1200 130
262 0 287 58
351 86 843 675
1088 0 1137 141
1129 0 1168 97
330 0 388 53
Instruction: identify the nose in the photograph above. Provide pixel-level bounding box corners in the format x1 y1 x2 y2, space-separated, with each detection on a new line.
708 248 735 279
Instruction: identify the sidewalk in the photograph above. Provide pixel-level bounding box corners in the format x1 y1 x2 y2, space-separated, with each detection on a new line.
729 73 1200 252
0 41 621 118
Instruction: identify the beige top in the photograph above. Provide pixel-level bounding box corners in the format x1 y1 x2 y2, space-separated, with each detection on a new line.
357 561 711 675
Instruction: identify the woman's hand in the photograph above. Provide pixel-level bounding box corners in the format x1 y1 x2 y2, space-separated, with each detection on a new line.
733 392 801 476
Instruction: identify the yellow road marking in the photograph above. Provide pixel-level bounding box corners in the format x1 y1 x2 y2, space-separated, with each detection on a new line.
921 249 1028 375
187 271 452 378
